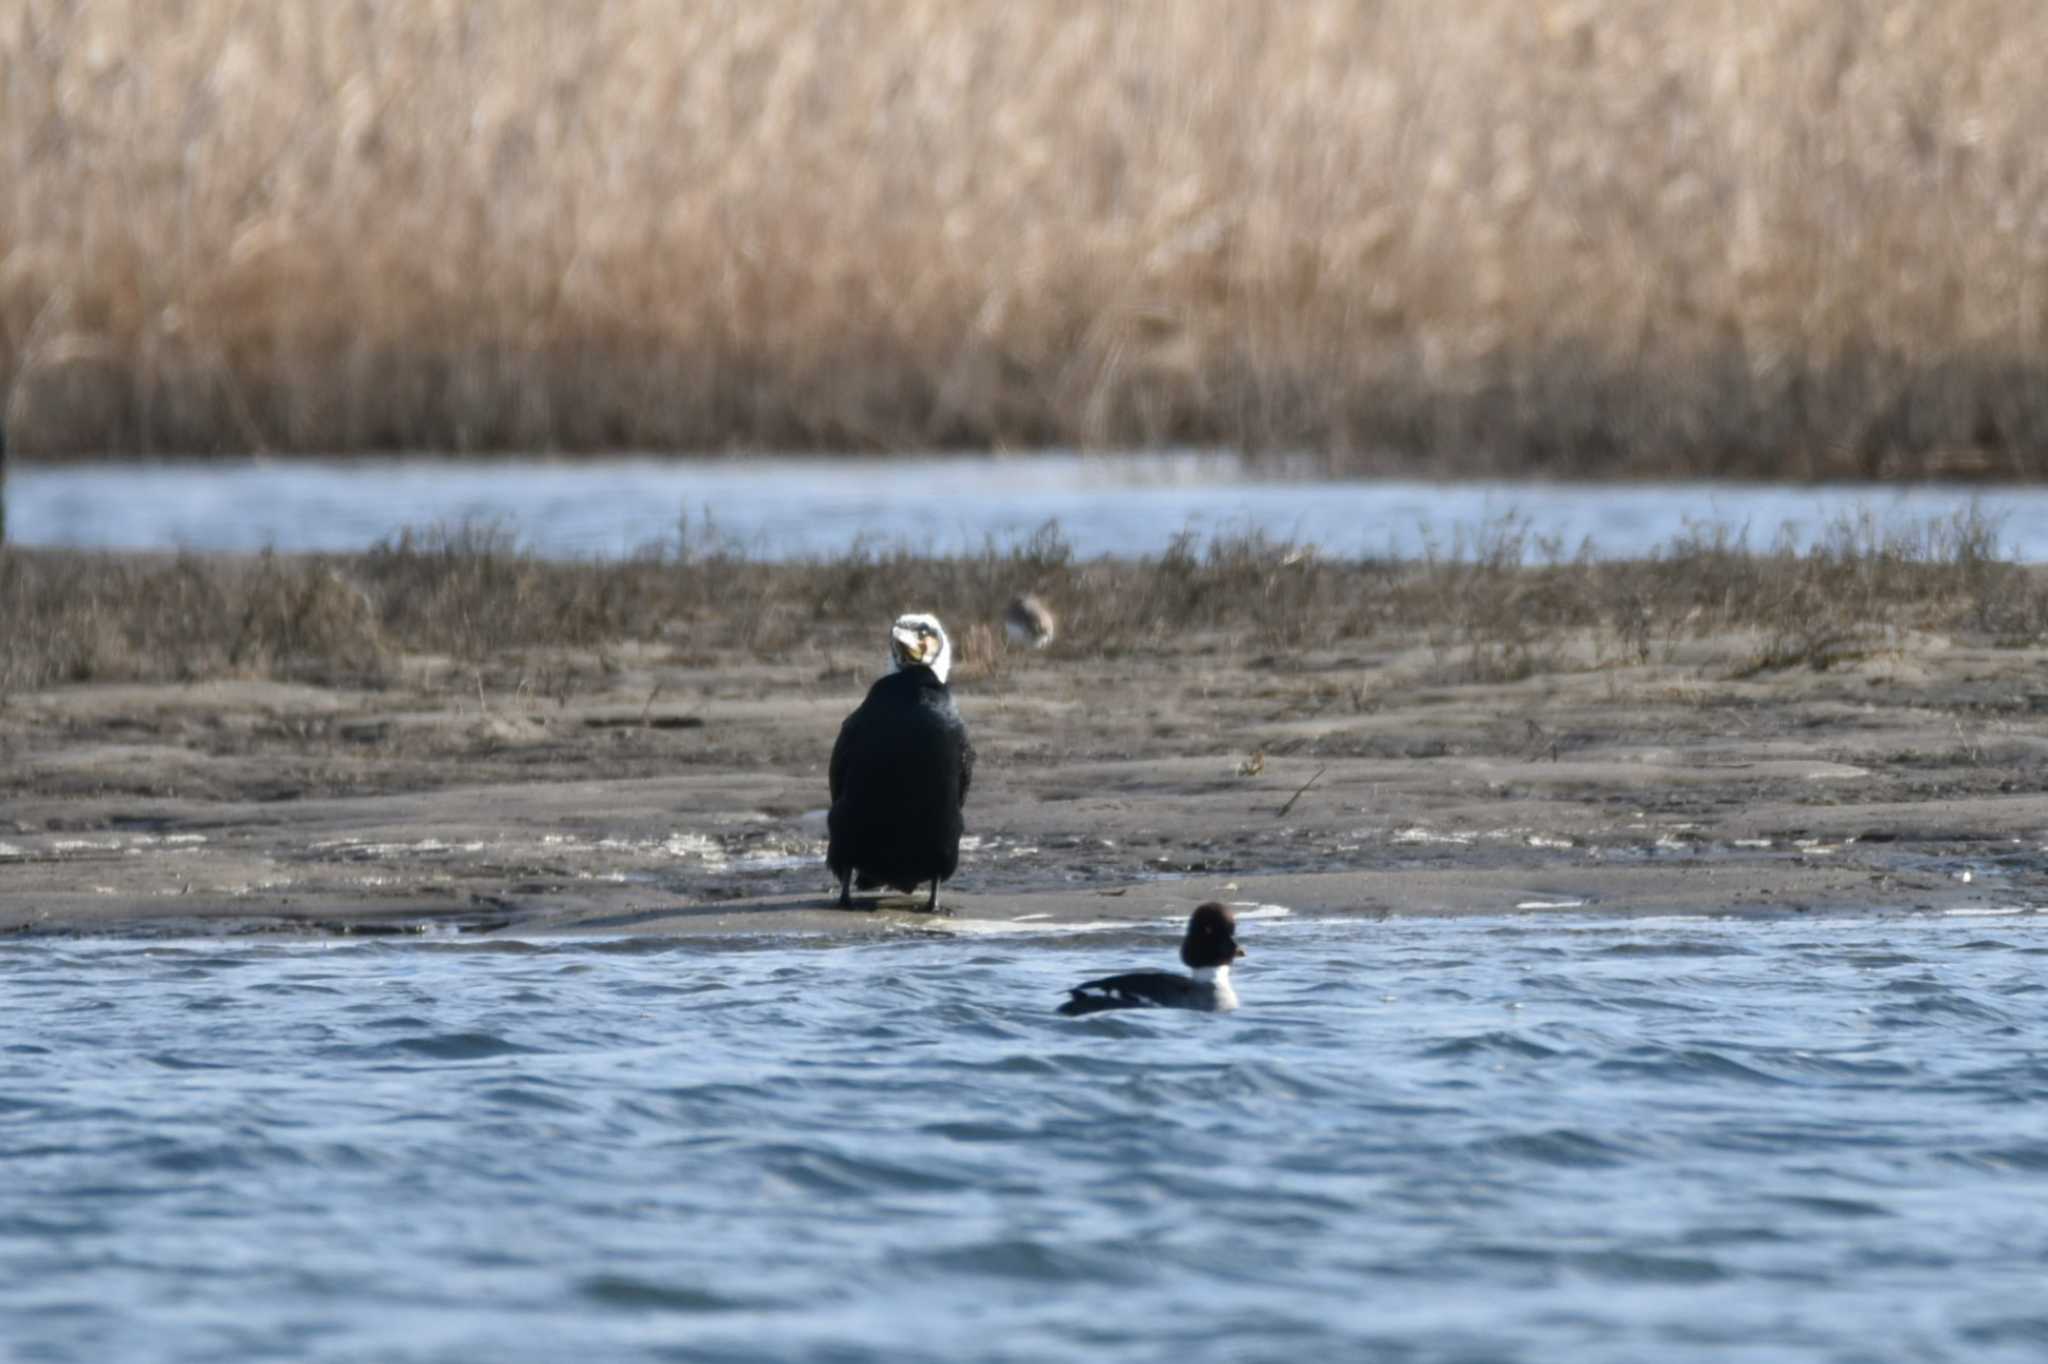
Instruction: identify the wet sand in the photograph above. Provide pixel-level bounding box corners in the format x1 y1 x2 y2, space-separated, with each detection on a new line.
5 629 2047 938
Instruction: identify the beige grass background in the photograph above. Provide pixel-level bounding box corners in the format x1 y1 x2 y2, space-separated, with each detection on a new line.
4 1 2047 473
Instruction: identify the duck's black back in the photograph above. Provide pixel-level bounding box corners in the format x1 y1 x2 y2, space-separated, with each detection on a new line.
828 667 974 893
1057 971 1210 1015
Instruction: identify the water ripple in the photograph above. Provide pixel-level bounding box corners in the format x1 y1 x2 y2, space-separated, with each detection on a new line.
1421 1030 1565 1061
896 1236 1154 1285
1594 1046 1794 1086
326 1032 546 1062
1472 1127 1639 1169
577 1274 774 1314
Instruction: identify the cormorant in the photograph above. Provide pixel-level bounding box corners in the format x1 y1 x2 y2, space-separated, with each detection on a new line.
1057 903 1246 1015
828 612 974 913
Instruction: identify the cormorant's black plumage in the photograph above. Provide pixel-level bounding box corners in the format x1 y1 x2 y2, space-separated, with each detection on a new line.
828 615 974 913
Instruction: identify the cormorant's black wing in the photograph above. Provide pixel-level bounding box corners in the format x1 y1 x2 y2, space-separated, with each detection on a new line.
1057 971 1202 1016
958 729 975 807
828 704 863 805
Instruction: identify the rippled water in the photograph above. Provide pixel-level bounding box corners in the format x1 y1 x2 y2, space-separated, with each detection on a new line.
8 913 2048 1363
10 454 2040 560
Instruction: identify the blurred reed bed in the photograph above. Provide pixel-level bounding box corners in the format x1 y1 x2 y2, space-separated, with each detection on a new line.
2 511 2040 692
3 1 2048 473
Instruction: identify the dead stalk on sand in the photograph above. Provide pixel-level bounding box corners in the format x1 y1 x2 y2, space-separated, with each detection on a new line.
1276 768 1327 820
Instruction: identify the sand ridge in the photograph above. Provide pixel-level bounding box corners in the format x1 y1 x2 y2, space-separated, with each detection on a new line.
5 631 2047 938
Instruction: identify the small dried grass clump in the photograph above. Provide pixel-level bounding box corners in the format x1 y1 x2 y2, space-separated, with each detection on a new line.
5 2 2048 472
224 556 391 685
948 622 1006 683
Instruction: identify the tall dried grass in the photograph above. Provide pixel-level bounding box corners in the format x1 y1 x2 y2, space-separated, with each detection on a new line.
4 2 2048 472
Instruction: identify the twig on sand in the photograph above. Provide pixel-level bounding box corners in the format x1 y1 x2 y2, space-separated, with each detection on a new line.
1276 765 1326 818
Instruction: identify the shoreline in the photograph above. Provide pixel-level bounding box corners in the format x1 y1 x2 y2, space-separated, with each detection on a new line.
7 614 2045 939
5 877 2030 945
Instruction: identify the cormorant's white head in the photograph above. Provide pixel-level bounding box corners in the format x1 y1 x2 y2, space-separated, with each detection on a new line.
888 613 952 683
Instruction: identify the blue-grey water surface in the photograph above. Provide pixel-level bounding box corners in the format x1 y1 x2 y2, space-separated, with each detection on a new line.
11 454 2043 560
7 913 2048 1363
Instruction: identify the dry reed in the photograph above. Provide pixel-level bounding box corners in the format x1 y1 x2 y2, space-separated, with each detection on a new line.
5 2 2048 472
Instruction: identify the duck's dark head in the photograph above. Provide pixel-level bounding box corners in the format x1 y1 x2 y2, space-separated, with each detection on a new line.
1180 902 1245 969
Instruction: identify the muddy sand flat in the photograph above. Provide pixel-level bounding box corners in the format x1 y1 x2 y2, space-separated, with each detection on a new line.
5 629 2047 938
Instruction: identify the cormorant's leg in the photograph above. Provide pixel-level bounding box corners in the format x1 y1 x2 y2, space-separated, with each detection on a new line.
837 872 853 910
925 879 947 915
